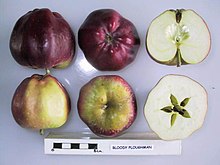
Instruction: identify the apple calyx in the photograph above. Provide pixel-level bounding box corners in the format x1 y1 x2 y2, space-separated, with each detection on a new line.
166 9 190 67
105 33 114 44
160 94 191 127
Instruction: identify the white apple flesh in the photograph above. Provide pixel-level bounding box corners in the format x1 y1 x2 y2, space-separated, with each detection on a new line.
146 9 211 66
144 74 208 140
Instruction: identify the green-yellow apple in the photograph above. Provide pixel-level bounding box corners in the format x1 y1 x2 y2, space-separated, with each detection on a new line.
11 74 71 134
146 9 211 67
77 75 137 137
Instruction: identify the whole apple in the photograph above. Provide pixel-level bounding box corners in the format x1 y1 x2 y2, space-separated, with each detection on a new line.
77 75 137 137
78 9 140 71
10 8 75 69
11 74 71 134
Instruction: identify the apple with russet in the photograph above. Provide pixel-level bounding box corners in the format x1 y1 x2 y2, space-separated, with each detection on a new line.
78 9 140 71
10 8 74 134
77 75 137 137
146 9 211 66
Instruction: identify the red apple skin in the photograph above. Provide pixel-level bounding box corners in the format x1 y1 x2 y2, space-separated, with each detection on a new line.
77 75 137 137
78 9 140 71
10 8 75 69
11 74 71 130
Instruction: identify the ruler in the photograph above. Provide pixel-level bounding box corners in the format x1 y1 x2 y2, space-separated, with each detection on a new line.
44 132 181 155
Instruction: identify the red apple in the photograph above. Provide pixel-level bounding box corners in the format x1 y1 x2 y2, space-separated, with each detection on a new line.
77 75 137 137
10 8 75 69
11 74 71 134
78 9 140 71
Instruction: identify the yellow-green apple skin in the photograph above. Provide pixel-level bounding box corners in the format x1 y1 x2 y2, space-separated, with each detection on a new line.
11 74 71 131
77 75 137 137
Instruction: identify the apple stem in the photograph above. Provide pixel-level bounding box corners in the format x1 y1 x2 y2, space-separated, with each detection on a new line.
176 48 181 67
46 68 50 75
175 9 182 23
39 129 44 135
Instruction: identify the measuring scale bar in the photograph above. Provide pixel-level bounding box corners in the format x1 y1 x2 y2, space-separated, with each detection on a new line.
44 132 181 155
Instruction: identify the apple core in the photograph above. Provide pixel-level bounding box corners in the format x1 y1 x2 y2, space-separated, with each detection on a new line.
166 24 189 46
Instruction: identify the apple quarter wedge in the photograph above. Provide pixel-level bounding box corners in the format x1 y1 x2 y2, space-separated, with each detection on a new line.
146 9 211 66
144 75 208 140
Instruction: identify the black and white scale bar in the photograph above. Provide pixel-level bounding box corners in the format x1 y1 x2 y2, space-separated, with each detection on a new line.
45 132 182 155
53 143 97 150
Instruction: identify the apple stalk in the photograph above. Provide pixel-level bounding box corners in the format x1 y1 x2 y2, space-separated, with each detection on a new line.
46 68 51 75
40 129 44 135
176 48 182 67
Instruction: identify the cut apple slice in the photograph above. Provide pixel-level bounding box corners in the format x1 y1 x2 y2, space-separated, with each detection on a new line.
146 9 211 66
144 74 208 140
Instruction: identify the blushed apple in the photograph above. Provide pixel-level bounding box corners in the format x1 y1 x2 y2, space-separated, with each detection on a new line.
11 74 71 134
78 9 140 71
77 75 137 137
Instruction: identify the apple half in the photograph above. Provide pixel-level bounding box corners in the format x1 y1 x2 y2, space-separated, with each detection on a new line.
146 9 211 66
144 74 208 140
77 75 137 137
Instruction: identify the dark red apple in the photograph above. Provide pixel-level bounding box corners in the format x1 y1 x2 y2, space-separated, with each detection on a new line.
9 8 75 69
77 75 137 137
11 74 71 134
78 9 140 71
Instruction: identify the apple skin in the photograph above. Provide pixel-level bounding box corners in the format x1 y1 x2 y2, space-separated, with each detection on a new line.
9 8 75 69
77 75 137 137
78 9 140 71
11 74 71 131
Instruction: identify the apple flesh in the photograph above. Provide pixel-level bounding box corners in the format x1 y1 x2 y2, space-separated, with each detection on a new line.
11 74 71 133
144 74 208 140
78 9 140 71
10 8 75 69
77 75 137 137
146 9 211 66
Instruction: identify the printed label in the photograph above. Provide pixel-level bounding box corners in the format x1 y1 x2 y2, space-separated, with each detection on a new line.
111 145 153 151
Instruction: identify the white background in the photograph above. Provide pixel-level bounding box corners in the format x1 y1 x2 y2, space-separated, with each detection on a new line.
0 0 219 164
